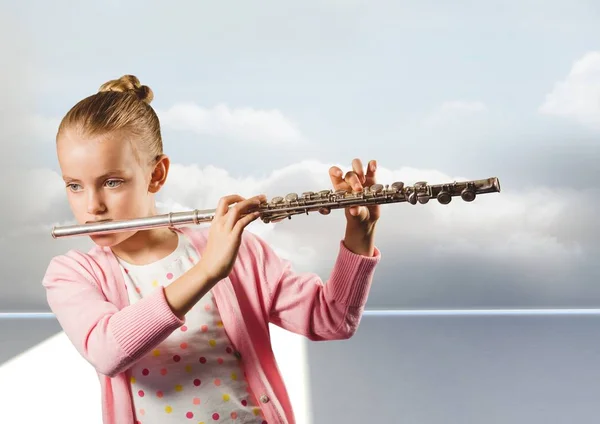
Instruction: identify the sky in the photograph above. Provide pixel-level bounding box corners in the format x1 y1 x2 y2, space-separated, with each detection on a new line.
1 0 600 423
1 0 599 312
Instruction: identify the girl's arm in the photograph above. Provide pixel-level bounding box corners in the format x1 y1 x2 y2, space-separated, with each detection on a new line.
42 251 189 378
243 231 381 341
43 194 263 378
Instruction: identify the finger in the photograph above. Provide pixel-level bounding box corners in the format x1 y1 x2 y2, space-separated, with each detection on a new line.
352 158 365 184
344 171 363 192
216 194 245 217
226 195 265 229
349 205 369 219
233 210 262 235
365 160 377 186
329 166 345 190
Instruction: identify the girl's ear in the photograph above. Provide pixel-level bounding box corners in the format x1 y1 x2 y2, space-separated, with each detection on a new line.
148 154 170 194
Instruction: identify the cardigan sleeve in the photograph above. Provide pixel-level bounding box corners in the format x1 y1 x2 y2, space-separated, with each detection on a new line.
41 250 185 377
244 231 381 341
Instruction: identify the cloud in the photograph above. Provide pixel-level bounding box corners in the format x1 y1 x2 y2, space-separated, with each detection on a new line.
157 103 304 145
5 158 597 312
423 100 488 127
440 101 487 113
539 51 600 129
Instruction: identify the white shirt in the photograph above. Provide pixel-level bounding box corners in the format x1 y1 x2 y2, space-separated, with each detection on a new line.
116 231 266 423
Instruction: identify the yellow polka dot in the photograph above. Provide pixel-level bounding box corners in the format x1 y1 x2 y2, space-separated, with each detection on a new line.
165 405 173 413
216 320 223 327
152 349 160 356
222 393 230 401
152 280 159 287
185 365 193 373
253 408 261 416
209 339 216 347
130 376 136 384
175 384 183 392
231 372 237 380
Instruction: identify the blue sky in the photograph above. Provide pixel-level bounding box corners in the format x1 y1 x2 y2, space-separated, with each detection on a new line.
8 0 598 190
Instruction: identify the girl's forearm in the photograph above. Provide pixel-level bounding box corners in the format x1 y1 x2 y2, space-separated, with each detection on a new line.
164 264 216 319
343 221 377 257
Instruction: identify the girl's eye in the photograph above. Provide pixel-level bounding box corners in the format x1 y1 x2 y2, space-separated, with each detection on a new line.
67 183 81 192
105 180 123 188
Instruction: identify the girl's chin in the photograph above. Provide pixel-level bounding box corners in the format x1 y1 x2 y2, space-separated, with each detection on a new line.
89 233 117 245
89 230 140 247
89 233 128 247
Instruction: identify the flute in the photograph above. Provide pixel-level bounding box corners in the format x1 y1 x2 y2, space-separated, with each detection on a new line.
51 177 501 239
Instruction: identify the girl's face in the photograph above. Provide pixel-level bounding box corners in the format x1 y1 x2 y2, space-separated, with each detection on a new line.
57 129 166 247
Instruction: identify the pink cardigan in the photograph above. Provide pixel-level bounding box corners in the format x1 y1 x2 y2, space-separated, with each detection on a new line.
42 226 381 424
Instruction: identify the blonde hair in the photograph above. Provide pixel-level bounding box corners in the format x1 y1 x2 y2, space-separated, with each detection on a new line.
57 74 162 165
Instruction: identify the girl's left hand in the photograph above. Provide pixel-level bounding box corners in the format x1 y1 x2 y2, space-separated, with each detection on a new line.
329 158 380 227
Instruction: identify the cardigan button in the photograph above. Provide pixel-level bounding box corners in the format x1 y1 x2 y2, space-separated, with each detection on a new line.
233 351 242 359
259 394 270 403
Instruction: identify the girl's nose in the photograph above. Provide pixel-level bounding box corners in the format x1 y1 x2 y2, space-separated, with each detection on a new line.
87 192 107 215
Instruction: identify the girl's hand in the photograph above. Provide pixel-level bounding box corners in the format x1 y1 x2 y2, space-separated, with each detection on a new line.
196 194 265 284
329 158 380 228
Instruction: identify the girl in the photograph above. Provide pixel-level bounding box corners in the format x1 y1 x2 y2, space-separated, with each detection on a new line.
42 75 382 424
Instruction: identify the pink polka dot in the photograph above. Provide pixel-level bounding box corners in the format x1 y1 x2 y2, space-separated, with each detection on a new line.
181 325 188 332
199 357 207 364
139 409 145 415
173 355 181 362
193 379 201 386
186 412 194 419
241 400 247 406
166 272 173 279
135 286 141 294
156 391 163 398
160 368 167 376
201 325 208 332
142 369 149 376
214 378 221 386
192 397 201 405
217 357 224 364
212 413 220 420
180 342 188 349
125 268 129 274
138 390 145 397
231 412 238 419
226 347 233 354
204 304 211 311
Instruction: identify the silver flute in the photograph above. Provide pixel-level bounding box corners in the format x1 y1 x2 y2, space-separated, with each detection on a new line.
51 177 501 238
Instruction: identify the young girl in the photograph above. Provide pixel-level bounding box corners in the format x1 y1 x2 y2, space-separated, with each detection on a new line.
42 75 382 424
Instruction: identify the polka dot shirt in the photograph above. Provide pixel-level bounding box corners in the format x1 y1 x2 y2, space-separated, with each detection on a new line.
117 232 267 424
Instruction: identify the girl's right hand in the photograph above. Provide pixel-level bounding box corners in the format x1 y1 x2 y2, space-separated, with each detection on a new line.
196 194 266 285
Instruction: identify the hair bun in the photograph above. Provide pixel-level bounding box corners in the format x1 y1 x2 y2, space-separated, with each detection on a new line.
98 74 154 105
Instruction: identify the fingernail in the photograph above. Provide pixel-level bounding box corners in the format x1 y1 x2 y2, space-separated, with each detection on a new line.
371 161 377 172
